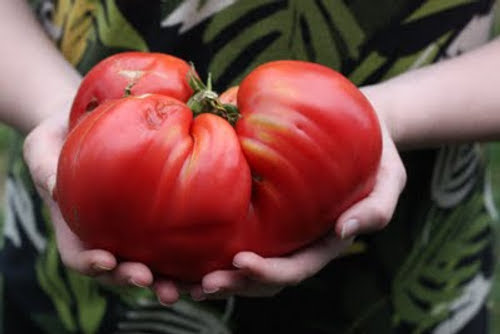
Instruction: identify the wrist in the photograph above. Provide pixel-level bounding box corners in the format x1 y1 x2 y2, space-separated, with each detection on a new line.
32 87 78 130
22 79 80 134
360 84 402 147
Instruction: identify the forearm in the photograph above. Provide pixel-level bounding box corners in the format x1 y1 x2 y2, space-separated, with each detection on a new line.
0 0 81 134
363 37 500 150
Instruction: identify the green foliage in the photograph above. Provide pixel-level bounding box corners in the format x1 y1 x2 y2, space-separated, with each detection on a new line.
35 238 77 332
94 0 148 52
393 194 492 332
0 125 14 154
487 143 500 333
203 0 364 86
35 206 107 334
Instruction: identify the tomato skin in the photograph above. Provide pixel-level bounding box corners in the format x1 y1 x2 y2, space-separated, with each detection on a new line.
58 94 252 281
235 61 381 256
219 86 238 105
69 52 193 130
57 57 381 281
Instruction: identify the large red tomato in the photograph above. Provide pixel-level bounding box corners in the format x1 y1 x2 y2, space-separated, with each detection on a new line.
57 55 382 282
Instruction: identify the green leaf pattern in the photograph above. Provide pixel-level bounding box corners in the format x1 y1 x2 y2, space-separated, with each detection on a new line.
35 0 148 66
204 0 362 86
35 198 107 334
94 0 148 52
392 194 493 332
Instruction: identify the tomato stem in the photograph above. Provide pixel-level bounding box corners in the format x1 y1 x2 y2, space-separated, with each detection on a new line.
123 82 135 97
186 64 240 125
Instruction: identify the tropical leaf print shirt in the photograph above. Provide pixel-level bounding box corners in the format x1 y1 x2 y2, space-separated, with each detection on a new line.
2 1 499 333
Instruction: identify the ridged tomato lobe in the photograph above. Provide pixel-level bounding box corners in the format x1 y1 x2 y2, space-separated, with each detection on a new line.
235 61 382 255
69 52 193 130
58 94 251 281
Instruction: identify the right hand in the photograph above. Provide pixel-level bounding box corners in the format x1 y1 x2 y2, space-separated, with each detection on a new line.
23 106 155 288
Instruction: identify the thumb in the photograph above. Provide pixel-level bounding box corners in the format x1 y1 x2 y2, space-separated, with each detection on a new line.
23 112 67 200
336 138 406 239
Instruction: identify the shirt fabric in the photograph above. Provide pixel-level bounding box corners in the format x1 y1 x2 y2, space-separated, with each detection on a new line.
1 1 499 333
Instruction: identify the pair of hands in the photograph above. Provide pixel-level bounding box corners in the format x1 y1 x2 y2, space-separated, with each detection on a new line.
22 88 406 304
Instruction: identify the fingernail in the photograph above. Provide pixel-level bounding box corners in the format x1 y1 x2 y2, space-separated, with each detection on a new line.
341 219 359 239
202 286 219 294
92 263 113 271
158 298 174 307
129 278 148 288
233 255 246 269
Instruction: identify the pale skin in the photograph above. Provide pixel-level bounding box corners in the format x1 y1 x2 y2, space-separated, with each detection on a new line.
2 0 498 304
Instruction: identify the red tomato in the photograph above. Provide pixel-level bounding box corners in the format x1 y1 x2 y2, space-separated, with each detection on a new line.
58 94 251 281
69 52 193 130
57 57 382 282
235 61 381 257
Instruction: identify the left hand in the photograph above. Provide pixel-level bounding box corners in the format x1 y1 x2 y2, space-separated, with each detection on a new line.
153 88 407 303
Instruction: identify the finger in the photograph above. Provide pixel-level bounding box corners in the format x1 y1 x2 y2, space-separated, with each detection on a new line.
101 262 153 287
23 112 68 200
62 248 117 276
189 285 207 301
232 233 352 286
198 270 282 300
153 280 181 306
337 137 406 239
51 206 117 276
151 275 198 295
201 270 249 295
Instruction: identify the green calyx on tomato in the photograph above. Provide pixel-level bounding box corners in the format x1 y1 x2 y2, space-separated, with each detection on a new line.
186 66 240 126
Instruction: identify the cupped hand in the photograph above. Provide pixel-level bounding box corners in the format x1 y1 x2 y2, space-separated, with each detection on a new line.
23 107 154 288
